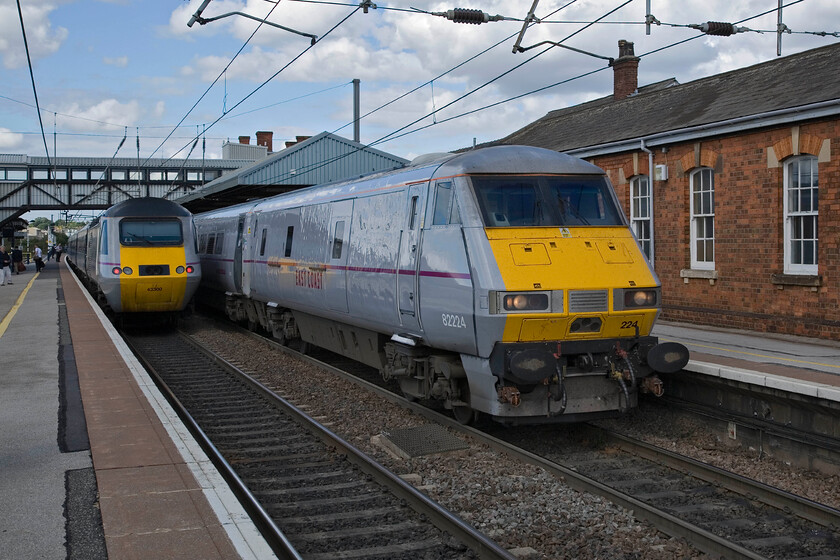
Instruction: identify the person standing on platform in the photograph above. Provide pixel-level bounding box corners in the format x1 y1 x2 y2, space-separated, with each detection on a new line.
34 246 44 272
0 247 12 285
47 244 54 261
55 244 63 262
11 246 22 274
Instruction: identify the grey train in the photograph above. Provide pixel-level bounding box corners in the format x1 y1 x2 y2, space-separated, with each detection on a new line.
195 145 688 424
67 198 202 317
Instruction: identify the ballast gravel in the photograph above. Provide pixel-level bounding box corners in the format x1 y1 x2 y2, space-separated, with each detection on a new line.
186 321 709 559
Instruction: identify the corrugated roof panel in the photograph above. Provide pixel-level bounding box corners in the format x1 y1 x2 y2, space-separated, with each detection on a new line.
237 132 407 188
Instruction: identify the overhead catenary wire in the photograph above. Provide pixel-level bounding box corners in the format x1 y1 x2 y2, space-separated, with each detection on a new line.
15 0 52 173
242 0 819 188
241 0 631 184
161 6 362 164
143 0 286 166
8 0 835 168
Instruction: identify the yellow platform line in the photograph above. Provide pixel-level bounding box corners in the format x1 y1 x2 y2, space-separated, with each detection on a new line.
663 338 840 371
0 273 40 338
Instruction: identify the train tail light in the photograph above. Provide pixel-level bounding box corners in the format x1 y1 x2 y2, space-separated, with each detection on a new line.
186 265 194 273
112 267 121 275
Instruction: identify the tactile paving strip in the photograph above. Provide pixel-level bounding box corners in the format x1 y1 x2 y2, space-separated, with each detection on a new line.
380 424 469 458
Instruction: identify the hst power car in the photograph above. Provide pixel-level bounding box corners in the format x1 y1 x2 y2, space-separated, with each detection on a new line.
67 198 201 320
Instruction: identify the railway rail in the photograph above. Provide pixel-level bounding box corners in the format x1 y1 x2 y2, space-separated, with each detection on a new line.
183 315 840 560
122 329 514 560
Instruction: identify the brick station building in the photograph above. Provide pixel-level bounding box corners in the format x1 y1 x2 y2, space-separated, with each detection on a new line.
488 41 840 339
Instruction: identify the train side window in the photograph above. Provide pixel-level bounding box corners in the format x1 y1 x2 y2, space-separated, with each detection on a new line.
198 234 206 254
284 226 294 258
215 232 224 254
100 221 108 255
331 221 345 259
206 234 216 255
432 182 453 225
408 196 419 229
259 229 267 256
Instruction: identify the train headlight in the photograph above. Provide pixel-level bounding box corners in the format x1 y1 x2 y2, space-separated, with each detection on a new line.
176 266 185 274
112 267 121 275
491 291 557 314
613 288 659 310
122 267 133 275
504 293 548 311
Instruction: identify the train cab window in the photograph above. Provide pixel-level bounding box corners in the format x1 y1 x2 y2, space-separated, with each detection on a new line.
259 229 267 256
284 226 294 258
433 182 462 225
120 219 183 246
470 175 623 227
331 221 345 259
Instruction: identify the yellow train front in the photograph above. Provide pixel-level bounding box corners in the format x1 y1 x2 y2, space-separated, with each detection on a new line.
67 198 201 319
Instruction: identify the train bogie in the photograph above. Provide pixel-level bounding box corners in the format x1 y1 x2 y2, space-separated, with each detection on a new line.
67 198 202 317
196 145 688 424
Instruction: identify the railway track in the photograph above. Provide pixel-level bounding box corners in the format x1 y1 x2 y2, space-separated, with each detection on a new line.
182 316 840 560
487 424 840 560
122 329 514 560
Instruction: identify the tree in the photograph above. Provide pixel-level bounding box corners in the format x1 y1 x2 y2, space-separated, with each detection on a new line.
29 217 51 230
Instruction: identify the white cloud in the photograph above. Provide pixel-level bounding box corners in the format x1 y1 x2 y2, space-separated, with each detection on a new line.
55 99 142 132
0 127 24 148
0 1 68 69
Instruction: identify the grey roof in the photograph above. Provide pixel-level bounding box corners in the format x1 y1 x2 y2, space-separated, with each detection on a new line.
492 41 840 154
177 131 409 213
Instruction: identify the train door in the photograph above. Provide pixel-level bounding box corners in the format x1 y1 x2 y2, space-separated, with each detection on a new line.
397 183 426 331
325 200 352 312
233 214 245 294
241 211 259 297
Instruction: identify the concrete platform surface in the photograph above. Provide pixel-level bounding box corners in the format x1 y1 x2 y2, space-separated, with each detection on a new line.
0 260 275 559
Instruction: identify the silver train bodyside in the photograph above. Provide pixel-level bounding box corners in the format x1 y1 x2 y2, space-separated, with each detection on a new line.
67 198 202 315
195 145 688 424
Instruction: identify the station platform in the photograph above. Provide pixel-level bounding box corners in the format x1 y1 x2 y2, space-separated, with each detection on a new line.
0 259 275 559
1 259 838 559
653 321 840 403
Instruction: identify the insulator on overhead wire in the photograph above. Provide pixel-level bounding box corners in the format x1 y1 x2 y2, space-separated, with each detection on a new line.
692 21 748 36
432 8 505 24
448 8 487 24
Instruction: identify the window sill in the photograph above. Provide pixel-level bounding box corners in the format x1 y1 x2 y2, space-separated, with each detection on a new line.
680 269 718 285
771 274 821 290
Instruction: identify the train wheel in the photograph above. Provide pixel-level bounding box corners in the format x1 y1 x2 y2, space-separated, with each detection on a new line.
452 404 478 425
451 383 478 425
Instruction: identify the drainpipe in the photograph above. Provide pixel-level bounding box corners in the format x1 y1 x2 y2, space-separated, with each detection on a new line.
640 138 655 268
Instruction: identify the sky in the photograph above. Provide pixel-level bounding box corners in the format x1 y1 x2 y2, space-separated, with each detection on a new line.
1 0 838 222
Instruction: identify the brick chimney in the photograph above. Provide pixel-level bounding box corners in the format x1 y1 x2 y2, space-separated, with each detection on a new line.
238 135 250 145
255 131 273 152
611 40 640 100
